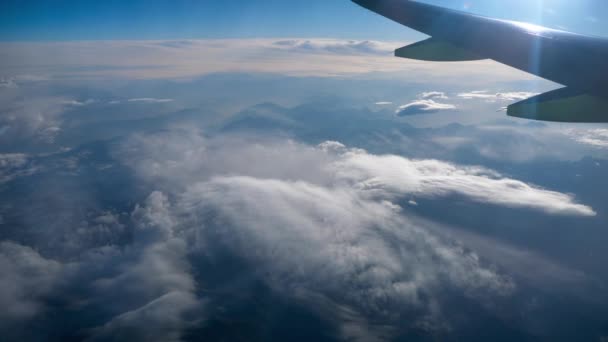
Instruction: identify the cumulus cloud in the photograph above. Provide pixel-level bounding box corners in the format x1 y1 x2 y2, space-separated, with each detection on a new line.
0 129 600 339
114 133 522 330
0 96 69 146
175 176 514 322
457 90 538 102
90 291 198 342
396 99 456 116
85 242 199 342
112 131 592 334
0 242 62 324
87 191 199 326
5 191 200 340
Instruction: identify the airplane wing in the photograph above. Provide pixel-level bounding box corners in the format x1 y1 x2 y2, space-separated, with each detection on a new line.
352 0 608 122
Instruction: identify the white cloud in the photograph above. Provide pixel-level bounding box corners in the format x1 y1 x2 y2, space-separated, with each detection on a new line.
333 150 595 216
107 98 174 105
396 99 456 116
174 175 514 323
61 99 96 106
566 128 608 148
90 291 198 342
375 101 393 105
457 90 538 102
110 130 598 331
0 153 37 183
0 96 70 145
0 94 173 148
395 92 456 117
420 91 448 100
74 192 199 341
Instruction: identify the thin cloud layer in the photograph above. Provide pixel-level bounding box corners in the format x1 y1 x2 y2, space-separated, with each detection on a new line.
126 98 175 104
0 39 537 81
567 128 608 148
272 39 394 56
0 153 37 183
457 90 538 102
420 91 448 100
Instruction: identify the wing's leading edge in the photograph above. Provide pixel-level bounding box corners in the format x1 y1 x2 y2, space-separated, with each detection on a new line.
353 0 608 122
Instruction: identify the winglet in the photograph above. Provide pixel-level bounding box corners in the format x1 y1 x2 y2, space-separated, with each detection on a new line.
395 38 485 61
508 88 608 122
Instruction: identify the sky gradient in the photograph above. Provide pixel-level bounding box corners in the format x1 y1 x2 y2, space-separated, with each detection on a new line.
2 0 608 41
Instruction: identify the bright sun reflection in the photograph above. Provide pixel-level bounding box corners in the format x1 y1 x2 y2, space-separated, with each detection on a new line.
511 21 550 34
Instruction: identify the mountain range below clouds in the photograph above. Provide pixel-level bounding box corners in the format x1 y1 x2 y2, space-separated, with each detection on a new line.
1 37 608 342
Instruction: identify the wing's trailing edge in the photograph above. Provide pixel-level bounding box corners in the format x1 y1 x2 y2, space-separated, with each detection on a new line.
352 0 608 122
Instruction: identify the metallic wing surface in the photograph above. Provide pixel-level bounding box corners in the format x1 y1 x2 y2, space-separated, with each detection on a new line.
352 0 608 122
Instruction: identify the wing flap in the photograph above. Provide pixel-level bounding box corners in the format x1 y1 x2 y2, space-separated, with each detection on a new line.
395 38 485 61
507 87 608 123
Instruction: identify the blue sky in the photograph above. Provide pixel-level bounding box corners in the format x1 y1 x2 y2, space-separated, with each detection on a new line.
2 0 608 41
